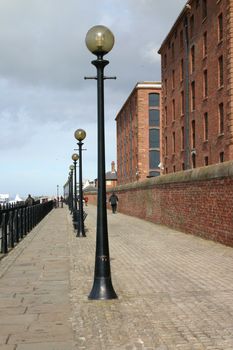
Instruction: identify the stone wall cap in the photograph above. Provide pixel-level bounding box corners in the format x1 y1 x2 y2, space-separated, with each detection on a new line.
112 161 233 192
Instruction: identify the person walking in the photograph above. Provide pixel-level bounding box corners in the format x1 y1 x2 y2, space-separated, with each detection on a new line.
25 194 35 206
109 192 118 214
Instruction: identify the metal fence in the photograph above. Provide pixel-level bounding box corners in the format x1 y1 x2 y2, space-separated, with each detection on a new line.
0 200 53 256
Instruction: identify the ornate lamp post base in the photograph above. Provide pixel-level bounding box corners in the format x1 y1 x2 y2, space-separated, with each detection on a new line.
88 276 118 300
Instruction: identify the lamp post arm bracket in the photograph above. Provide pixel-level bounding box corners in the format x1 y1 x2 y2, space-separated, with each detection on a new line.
84 76 97 80
104 76 117 80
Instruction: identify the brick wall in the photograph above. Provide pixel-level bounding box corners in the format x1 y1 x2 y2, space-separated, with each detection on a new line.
86 161 233 247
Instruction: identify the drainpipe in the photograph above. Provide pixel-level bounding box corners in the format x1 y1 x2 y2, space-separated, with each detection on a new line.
184 15 190 170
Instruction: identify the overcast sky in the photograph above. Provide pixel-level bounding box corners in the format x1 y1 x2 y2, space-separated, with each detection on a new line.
0 0 186 198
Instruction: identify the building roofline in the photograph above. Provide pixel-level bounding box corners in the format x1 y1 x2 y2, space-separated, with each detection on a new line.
158 0 192 54
115 81 161 121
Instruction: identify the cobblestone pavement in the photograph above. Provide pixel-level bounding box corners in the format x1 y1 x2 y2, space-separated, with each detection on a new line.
0 206 233 350
70 205 233 350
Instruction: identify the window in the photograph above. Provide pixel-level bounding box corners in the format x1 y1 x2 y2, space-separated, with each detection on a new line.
203 70 208 98
165 136 168 156
180 30 183 49
164 79 167 96
218 13 223 42
172 132 176 153
172 99 175 120
149 171 160 177
164 106 167 126
218 55 224 87
203 31 207 57
202 0 207 20
190 15 194 37
204 112 208 140
191 45 195 73
180 59 184 81
163 54 167 68
191 81 195 110
192 153 196 168
181 126 184 150
182 162 185 170
149 110 160 127
173 165 176 173
149 93 160 107
172 69 175 89
172 42 175 59
219 103 224 134
149 150 160 168
219 152 224 163
204 156 208 166
181 91 184 115
149 129 160 148
191 120 196 148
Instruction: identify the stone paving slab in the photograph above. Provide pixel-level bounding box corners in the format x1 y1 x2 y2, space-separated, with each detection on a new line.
0 208 75 350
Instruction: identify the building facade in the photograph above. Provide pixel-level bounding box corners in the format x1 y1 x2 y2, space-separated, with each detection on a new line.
116 82 162 185
105 161 117 188
158 0 233 173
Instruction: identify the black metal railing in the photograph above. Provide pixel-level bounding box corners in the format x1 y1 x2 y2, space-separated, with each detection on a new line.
0 200 53 256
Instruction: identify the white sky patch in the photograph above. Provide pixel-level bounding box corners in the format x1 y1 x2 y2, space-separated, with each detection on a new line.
141 43 161 64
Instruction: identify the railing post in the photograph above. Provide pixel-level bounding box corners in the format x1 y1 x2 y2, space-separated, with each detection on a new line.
19 208 23 239
1 213 8 254
14 209 19 243
9 211 14 249
23 208 26 236
26 207 29 234
29 207 32 232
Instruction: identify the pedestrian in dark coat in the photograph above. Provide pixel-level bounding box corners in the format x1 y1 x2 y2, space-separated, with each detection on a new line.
25 194 35 206
109 192 118 213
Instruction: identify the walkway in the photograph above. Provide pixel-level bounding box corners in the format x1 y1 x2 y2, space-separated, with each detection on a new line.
0 205 233 350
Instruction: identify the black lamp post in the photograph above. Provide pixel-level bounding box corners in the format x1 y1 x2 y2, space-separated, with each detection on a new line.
72 153 79 231
68 172 72 211
85 25 118 300
56 185 59 208
74 129 86 237
69 165 74 213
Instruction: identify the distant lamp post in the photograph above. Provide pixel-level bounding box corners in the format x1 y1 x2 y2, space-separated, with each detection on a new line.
74 128 86 237
85 25 118 300
69 165 74 213
72 153 79 231
56 184 59 208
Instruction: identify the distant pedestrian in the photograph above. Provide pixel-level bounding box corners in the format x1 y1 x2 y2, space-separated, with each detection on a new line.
84 196 88 206
109 192 118 214
25 194 35 206
53 198 57 208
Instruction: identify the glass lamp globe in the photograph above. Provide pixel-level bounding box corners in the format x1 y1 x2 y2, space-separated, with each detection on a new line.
74 129 86 142
85 25 114 56
72 153 79 161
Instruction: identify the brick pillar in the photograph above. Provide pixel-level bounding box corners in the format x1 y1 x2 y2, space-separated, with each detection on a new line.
227 0 233 159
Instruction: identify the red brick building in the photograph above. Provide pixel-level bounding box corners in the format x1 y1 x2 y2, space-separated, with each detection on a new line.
116 82 162 185
158 0 233 173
